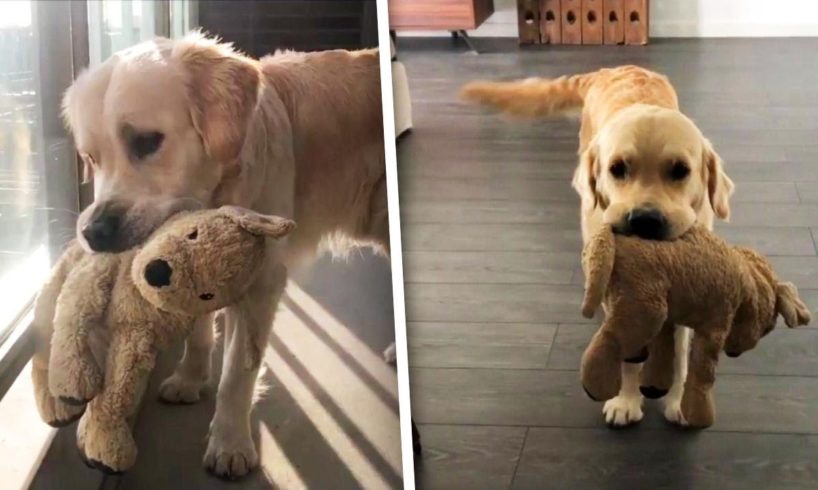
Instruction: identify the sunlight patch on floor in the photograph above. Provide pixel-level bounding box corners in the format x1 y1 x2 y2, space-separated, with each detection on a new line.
260 280 401 489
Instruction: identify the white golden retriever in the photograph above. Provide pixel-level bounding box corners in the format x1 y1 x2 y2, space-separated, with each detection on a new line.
63 33 387 478
463 65 734 427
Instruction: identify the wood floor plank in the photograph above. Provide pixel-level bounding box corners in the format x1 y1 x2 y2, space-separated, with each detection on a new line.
513 428 818 490
411 367 818 433
401 177 594 202
729 203 818 228
400 200 578 225
408 322 557 369
714 226 816 256
405 283 592 324
415 425 527 490
403 224 582 253
403 251 578 285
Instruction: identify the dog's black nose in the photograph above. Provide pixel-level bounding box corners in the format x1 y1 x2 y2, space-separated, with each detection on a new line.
82 212 121 252
626 208 668 240
144 259 172 287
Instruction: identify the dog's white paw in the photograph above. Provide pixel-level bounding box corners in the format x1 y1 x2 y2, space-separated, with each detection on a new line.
158 373 206 404
603 394 644 427
662 390 685 425
203 422 259 480
382 342 397 364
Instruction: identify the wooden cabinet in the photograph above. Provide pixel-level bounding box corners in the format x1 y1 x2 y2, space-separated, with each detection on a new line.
388 0 495 30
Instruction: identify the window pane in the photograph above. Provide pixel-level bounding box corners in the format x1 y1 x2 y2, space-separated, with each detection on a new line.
0 1 78 338
89 0 161 66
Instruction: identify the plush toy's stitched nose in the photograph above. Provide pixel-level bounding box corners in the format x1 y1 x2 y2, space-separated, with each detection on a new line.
144 259 172 287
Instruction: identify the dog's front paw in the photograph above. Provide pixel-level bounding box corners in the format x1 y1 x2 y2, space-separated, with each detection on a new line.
382 342 397 364
661 388 685 425
77 416 137 474
158 372 207 404
204 423 259 479
602 394 644 427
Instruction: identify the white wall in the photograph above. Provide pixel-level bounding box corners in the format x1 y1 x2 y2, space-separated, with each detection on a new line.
399 0 818 38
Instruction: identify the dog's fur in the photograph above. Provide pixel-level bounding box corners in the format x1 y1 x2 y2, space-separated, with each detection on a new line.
62 33 386 478
462 65 734 427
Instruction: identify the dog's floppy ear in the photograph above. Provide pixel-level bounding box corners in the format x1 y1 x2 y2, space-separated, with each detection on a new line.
173 32 261 166
220 206 296 239
573 140 601 209
703 138 734 221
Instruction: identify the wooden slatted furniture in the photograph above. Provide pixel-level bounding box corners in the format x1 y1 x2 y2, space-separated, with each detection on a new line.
516 0 648 45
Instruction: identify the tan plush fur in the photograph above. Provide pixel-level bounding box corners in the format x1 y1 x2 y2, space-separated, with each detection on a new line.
580 226 811 428
30 207 294 473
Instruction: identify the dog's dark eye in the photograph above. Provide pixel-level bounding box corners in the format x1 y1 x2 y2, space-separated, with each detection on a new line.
669 161 690 181
130 131 164 160
187 229 198 240
609 159 628 180
199 293 214 301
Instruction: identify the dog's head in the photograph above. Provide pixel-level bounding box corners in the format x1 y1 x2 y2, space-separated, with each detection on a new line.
132 206 295 316
573 104 734 240
63 32 262 252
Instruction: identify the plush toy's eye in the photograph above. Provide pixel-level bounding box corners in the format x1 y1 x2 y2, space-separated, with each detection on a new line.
199 293 214 300
187 229 198 240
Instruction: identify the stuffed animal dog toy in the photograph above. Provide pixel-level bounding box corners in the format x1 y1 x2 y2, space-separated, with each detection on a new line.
30 206 294 473
580 225 810 428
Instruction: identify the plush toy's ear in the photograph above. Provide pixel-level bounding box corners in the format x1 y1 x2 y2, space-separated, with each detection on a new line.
775 281 811 328
220 206 296 239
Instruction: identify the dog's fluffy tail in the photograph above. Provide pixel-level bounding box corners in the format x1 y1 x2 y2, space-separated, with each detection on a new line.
581 226 616 318
460 73 592 118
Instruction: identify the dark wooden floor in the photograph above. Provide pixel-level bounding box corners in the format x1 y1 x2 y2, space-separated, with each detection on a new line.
397 37 818 490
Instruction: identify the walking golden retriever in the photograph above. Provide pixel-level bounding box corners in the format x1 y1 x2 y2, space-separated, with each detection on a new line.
462 65 734 427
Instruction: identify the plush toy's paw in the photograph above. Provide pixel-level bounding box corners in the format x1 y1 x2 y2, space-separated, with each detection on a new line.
37 392 85 427
77 416 137 474
50 359 102 406
203 424 259 479
639 385 669 399
33 366 85 427
158 372 207 404
680 389 715 429
602 394 644 427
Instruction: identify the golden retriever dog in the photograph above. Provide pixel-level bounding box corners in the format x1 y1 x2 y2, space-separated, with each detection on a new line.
462 65 734 427
62 32 387 478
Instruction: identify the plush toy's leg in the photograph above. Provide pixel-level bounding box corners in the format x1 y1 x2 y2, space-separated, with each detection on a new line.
598 300 667 427
204 262 287 479
48 255 118 405
640 321 676 399
680 326 728 429
159 312 215 404
31 244 86 426
78 330 156 474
